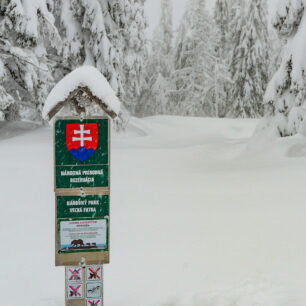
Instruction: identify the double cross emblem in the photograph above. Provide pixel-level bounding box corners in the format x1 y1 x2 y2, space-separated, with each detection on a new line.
72 124 92 147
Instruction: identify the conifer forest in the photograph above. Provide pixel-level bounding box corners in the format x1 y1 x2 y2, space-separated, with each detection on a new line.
0 0 305 137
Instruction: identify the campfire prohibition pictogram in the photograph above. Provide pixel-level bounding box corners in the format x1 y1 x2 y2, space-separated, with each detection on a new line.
69 268 81 281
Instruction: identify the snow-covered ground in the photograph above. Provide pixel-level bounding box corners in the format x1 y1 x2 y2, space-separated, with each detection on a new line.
0 116 305 306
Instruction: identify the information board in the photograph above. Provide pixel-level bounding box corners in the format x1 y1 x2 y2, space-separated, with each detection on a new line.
55 194 110 266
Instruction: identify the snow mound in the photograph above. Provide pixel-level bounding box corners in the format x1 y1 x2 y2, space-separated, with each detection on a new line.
42 65 121 120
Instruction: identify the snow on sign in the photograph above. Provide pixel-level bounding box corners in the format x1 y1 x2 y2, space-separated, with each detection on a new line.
54 117 109 191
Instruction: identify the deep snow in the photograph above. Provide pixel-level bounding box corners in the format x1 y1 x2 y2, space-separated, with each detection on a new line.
0 116 305 306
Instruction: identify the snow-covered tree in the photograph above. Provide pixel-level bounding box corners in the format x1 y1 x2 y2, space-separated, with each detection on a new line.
122 0 147 114
57 0 124 95
170 0 214 116
214 0 230 56
264 0 306 136
212 0 232 117
57 0 147 117
0 0 61 121
229 0 269 118
153 0 173 78
139 0 173 116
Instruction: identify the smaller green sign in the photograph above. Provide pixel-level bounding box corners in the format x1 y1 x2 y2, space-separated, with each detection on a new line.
57 194 109 218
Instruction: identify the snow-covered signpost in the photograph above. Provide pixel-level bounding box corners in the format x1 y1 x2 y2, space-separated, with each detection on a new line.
43 66 121 306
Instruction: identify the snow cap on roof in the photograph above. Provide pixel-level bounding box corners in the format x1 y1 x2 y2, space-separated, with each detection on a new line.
42 65 121 120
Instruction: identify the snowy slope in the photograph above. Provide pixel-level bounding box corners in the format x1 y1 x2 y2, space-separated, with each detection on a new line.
0 116 306 306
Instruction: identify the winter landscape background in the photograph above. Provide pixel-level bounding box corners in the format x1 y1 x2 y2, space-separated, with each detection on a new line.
0 0 306 305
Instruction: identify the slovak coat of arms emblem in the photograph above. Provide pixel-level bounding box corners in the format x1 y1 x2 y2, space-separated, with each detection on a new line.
66 123 98 161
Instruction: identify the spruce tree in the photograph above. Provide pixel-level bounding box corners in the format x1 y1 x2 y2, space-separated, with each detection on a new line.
57 0 123 95
213 0 231 117
214 0 230 56
170 0 214 116
139 0 173 116
264 0 306 136
122 0 147 115
0 0 61 121
56 0 147 118
230 0 269 118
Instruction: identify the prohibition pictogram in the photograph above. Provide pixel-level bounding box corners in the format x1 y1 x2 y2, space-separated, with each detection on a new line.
67 284 83 299
68 267 82 281
88 267 101 280
87 299 102 306
86 265 103 281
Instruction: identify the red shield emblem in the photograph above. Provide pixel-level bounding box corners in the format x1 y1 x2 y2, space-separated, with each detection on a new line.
66 123 98 161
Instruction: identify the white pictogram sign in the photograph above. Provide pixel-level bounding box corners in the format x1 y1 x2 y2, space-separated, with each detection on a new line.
67 283 83 299
86 282 102 299
66 266 83 282
86 265 103 282
87 299 102 306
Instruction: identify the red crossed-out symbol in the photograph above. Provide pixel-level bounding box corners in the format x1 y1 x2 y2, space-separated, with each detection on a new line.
69 285 82 297
88 300 101 305
88 267 101 280
69 268 81 281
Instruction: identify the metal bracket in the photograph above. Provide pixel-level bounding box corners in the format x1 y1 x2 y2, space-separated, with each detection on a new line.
80 187 86 197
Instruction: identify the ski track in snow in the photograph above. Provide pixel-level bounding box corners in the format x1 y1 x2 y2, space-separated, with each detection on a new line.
0 116 305 306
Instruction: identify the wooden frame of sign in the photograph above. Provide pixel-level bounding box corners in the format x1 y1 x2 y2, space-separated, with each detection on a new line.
54 116 111 267
55 191 110 266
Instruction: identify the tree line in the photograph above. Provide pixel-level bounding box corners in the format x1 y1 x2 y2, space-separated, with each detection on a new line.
0 0 305 138
139 0 271 118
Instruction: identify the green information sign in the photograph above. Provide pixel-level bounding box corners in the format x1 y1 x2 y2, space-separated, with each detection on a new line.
56 194 109 254
54 117 109 190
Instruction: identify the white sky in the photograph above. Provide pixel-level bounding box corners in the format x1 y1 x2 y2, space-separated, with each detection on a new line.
145 0 278 39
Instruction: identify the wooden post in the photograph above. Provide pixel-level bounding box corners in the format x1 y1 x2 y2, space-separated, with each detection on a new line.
53 116 110 306
44 69 119 306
